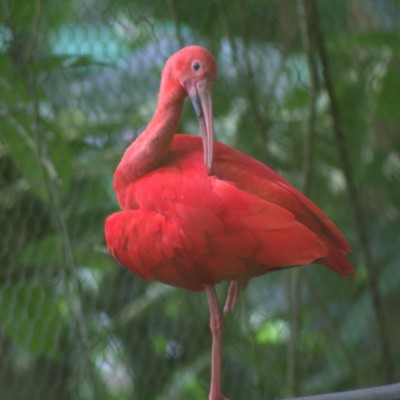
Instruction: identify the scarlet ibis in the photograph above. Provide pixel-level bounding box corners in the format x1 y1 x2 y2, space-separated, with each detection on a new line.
105 46 354 400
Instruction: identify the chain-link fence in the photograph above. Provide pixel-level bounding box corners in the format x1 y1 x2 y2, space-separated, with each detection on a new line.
1 0 399 399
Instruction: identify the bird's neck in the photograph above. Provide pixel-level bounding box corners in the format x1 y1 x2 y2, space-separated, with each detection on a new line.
114 87 185 203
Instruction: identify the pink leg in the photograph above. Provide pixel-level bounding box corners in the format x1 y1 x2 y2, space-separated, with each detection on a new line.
224 279 247 314
223 281 239 314
205 285 230 400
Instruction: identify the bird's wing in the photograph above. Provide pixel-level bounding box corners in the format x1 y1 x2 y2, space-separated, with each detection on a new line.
212 140 351 252
171 135 354 277
212 140 355 276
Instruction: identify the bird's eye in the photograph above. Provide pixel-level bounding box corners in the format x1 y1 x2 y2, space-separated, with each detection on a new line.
192 61 201 72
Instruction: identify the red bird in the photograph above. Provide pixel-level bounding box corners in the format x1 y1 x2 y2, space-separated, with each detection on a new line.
105 46 355 400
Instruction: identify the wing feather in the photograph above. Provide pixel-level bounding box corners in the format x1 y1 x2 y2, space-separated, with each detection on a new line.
105 158 329 290
172 135 355 276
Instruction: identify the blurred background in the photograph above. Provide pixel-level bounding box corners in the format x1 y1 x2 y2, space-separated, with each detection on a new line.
0 0 399 399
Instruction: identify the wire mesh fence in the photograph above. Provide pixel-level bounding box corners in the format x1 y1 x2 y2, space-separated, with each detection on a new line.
0 0 399 399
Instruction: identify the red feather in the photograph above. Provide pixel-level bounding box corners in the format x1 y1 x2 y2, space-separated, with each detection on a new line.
104 46 355 400
105 135 353 292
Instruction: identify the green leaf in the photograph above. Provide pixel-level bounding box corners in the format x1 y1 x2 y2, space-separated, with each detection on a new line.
33 54 114 74
377 68 400 120
255 318 289 344
0 283 66 359
0 118 46 198
17 234 62 268
0 115 73 199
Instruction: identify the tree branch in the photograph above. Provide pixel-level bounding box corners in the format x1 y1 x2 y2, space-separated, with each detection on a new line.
280 382 400 400
302 0 394 382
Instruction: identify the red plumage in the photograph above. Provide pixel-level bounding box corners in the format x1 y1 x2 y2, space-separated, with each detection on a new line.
105 135 354 292
104 46 354 400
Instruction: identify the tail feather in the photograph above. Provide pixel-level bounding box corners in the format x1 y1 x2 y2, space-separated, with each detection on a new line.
320 238 355 277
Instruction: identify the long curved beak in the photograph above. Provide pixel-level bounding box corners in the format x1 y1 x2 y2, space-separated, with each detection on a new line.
188 80 215 174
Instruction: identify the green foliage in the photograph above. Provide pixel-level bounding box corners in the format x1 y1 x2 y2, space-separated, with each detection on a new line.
0 0 399 399
0 283 65 359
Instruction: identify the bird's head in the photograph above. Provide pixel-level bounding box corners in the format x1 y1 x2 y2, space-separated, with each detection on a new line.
161 46 218 172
